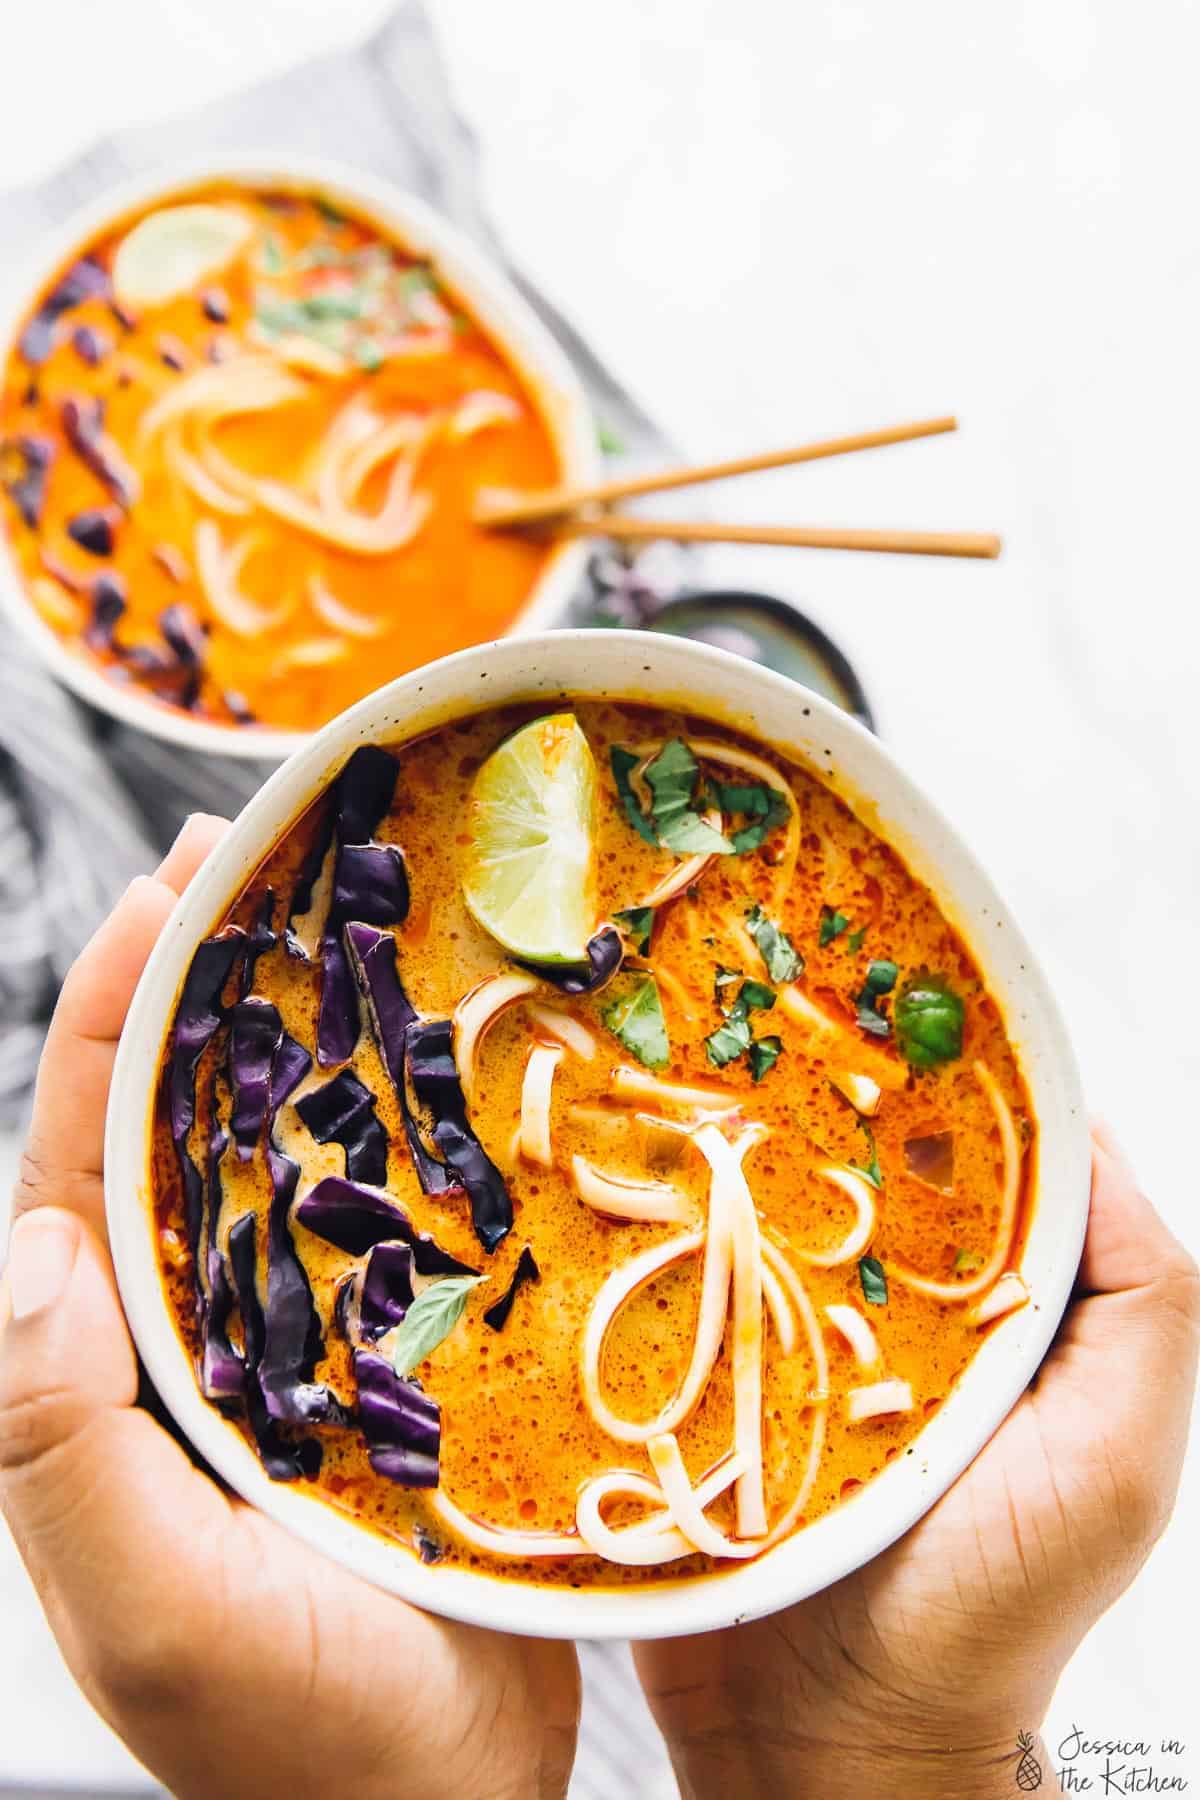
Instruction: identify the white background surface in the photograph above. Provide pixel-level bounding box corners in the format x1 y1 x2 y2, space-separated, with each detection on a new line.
0 0 1197 1790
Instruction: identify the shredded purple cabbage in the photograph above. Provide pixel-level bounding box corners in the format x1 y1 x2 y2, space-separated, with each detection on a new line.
315 750 407 1067
19 257 110 365
295 1069 388 1186
199 1124 244 1402
239 890 277 999
167 929 245 1257
353 1350 440 1487
294 1175 477 1275
520 924 623 995
335 1242 415 1345
66 508 115 557
228 997 283 1161
406 1018 512 1253
483 1246 541 1332
61 395 138 509
227 1212 321 1482
159 601 207 668
2 435 54 529
83 572 127 653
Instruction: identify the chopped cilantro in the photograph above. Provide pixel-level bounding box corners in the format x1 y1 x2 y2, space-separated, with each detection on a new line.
354 337 385 372
260 231 285 274
748 1035 783 1082
847 925 867 953
953 1247 985 1272
850 1121 882 1189
614 906 655 956
596 420 627 455
895 974 964 1069
601 976 669 1069
609 746 658 846
745 903 804 983
858 1256 888 1306
704 978 776 1068
819 906 850 947
855 959 898 1038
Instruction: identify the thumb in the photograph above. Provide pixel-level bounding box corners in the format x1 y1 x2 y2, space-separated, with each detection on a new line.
0 1208 223 1700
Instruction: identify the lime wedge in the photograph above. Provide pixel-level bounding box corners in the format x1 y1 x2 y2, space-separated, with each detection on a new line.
112 204 254 310
462 714 597 964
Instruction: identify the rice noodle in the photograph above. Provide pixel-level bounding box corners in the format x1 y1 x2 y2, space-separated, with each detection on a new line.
968 1271 1030 1327
526 1003 597 1060
138 355 309 446
847 1378 914 1422
610 1065 738 1112
640 813 724 910
760 1240 830 1397
760 1260 797 1354
648 1433 766 1559
824 1303 881 1370
830 1071 882 1117
630 958 698 1021
449 390 521 440
580 1227 718 1445
571 1155 691 1224
454 970 542 1101
888 1061 1022 1301
762 1404 828 1548
340 414 432 504
574 1454 744 1565
193 521 296 637
277 636 350 671
309 573 388 640
519 1044 563 1167
795 1166 878 1268
252 464 432 557
775 982 908 1090
165 427 252 516
432 1488 583 1558
699 1121 768 1535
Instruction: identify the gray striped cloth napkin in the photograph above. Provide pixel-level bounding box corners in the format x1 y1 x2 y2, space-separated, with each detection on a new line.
0 6 679 1794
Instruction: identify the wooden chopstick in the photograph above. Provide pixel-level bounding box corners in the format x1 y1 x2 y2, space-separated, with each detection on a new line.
475 414 958 528
544 516 1002 559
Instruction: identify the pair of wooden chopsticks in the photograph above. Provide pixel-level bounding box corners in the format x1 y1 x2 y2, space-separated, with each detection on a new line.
475 414 1001 560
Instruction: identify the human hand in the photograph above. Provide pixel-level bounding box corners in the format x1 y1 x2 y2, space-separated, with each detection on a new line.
635 1124 1200 1798
0 819 580 1800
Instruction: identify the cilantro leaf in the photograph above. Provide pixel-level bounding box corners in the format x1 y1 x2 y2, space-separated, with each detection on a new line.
602 976 670 1068
614 906 655 956
745 903 804 983
644 739 732 854
748 1035 783 1082
858 1256 888 1306
819 906 850 947
260 231 285 274
895 974 964 1069
855 959 898 1037
706 1014 752 1065
609 746 657 845
850 1121 882 1189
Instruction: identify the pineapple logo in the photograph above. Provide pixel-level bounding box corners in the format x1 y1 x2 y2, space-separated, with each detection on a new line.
1014 1731 1043 1790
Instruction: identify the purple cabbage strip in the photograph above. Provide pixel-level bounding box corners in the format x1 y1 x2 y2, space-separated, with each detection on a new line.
294 1175 477 1276
336 745 402 842
335 1242 415 1345
200 1124 244 1403
19 257 110 365
345 921 461 1199
314 747 406 1066
406 1018 512 1254
353 1349 440 1488
66 508 115 556
483 1245 541 1332
61 395 139 509
167 928 244 1259
159 600 207 668
72 324 111 367
283 813 334 962
2 435 54 529
520 924 623 996
295 1069 388 1187
83 572 127 653
239 889 277 999
258 1028 344 1430
227 1212 320 1483
228 997 283 1162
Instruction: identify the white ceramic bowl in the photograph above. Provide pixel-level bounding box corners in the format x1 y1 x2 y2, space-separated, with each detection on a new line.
105 630 1090 1641
0 154 596 762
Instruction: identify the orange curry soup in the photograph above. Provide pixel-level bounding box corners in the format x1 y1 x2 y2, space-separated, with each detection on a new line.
0 185 561 732
151 702 1034 1585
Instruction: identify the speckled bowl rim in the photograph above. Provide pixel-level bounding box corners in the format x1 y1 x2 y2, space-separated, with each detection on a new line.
0 153 596 761
105 629 1090 1641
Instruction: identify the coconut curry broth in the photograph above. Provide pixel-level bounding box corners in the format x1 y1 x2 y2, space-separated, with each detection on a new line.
0 185 560 732
152 700 1035 1584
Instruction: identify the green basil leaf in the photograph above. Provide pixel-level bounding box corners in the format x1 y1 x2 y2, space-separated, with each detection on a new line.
819 906 850 947
745 903 804 984
614 906 655 956
705 1014 752 1066
602 976 670 1068
609 746 657 845
953 1247 984 1272
391 1275 485 1376
850 1121 883 1189
737 978 777 1014
645 739 732 854
748 1035 783 1082
855 959 898 1037
895 974 965 1069
846 925 866 953
858 1256 888 1306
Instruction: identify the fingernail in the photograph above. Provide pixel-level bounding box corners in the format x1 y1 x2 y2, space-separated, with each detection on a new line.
6 1211 77 1322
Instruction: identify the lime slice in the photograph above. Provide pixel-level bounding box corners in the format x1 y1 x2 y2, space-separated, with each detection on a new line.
462 714 597 964
112 204 253 310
